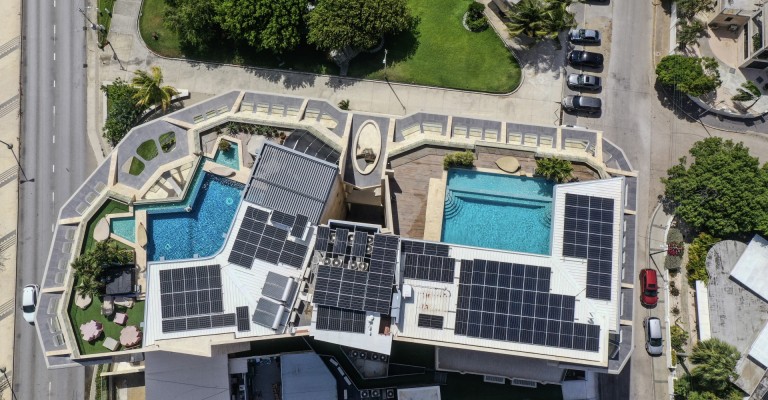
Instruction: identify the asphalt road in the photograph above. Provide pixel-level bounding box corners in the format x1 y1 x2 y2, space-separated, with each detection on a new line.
14 0 95 398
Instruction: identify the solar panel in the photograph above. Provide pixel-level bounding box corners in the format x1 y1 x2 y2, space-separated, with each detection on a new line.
351 232 368 258
159 265 222 321
161 313 237 333
270 210 295 227
253 298 284 330
401 239 450 257
453 258 593 351
315 306 366 333
333 228 349 254
229 207 270 268
417 314 444 329
562 193 614 301
403 254 455 283
315 226 330 251
262 272 294 303
290 214 309 238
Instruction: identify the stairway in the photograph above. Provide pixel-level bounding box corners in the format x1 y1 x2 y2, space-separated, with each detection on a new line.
443 191 464 219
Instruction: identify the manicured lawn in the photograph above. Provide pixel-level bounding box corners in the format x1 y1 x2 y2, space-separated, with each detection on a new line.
97 0 116 45
138 0 520 92
137 139 159 161
128 157 145 176
68 289 145 355
81 200 130 254
159 131 176 153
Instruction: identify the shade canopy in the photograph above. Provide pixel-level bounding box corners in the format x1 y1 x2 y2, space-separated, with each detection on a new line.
80 320 103 341
120 325 142 347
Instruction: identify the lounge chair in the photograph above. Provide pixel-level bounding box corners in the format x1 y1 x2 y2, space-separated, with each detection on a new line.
101 296 114 316
103 337 119 351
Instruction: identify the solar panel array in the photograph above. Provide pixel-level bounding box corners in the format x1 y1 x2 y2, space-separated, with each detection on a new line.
417 314 444 329
236 306 250 332
401 240 450 257
159 265 223 319
562 193 615 301
351 232 368 258
162 313 236 333
403 254 455 283
271 210 295 227
228 206 309 269
253 297 284 329
262 271 293 302
455 259 599 352
290 214 309 238
313 233 398 315
315 306 366 333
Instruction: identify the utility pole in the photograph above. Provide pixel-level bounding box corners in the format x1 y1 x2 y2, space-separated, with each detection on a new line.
0 139 31 183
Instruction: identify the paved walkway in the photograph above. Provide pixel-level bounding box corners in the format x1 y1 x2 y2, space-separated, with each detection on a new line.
89 0 567 153
0 0 21 396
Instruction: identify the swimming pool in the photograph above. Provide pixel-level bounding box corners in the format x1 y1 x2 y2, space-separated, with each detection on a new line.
213 142 240 170
110 217 136 243
441 169 554 255
142 168 244 261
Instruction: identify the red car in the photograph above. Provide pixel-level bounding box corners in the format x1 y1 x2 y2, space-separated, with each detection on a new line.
640 269 658 306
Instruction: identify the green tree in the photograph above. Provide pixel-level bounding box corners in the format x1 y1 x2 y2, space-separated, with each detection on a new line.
541 0 576 42
505 0 546 40
655 55 722 96
731 81 762 111
307 0 416 53
131 66 180 112
677 0 716 19
75 274 104 298
686 233 719 284
535 156 573 183
689 339 740 397
101 79 145 146
164 0 222 53
215 0 307 53
677 19 705 49
671 325 689 351
662 137 768 236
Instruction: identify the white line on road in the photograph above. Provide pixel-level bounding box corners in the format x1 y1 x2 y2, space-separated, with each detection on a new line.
52 105 55 115
52 164 55 173
51 191 55 203
53 0 55 6
51 224 54 233
53 25 56 35
52 80 55 87
52 135 55 143
53 52 55 61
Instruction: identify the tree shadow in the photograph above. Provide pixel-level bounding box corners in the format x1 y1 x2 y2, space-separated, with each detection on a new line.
513 36 566 77
346 28 422 78
654 80 703 123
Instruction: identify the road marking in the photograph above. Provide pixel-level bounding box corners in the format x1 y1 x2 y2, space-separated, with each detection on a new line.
51 224 54 233
52 135 55 143
53 0 55 7
53 52 55 61
52 164 55 173
51 191 55 202
52 80 55 87
52 105 55 115
53 25 56 35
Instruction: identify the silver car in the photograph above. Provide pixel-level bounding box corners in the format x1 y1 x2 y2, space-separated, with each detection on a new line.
568 28 601 44
644 317 663 356
567 74 602 90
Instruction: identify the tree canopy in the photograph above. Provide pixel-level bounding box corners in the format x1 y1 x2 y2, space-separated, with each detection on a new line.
673 339 742 399
535 156 573 183
505 0 575 42
655 55 721 96
101 79 145 146
131 66 179 112
215 0 307 53
164 0 222 53
662 137 768 236
306 0 416 52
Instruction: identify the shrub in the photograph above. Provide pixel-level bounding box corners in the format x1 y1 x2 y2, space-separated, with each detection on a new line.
687 233 719 285
159 132 176 153
101 79 145 146
218 140 232 152
535 157 573 183
671 325 689 351
338 99 350 110
443 150 475 170
672 306 680 315
466 2 489 32
668 227 684 243
671 349 678 366
665 254 683 270
668 241 684 257
670 286 680 296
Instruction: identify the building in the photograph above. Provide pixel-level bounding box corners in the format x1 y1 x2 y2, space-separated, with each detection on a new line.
35 91 638 397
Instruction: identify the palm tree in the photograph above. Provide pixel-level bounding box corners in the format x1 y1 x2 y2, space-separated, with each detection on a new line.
689 339 740 396
542 0 576 43
535 156 573 183
131 66 179 112
75 275 104 298
505 0 547 40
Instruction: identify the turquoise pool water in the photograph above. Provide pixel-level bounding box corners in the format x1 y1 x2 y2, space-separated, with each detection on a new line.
441 169 554 255
110 217 136 243
138 161 245 261
213 142 240 170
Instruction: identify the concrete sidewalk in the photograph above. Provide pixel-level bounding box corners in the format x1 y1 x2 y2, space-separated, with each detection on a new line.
88 0 566 152
0 0 21 396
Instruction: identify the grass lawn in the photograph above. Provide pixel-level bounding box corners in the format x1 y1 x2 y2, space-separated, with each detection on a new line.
128 158 145 176
81 200 130 254
137 139 159 161
159 131 176 153
97 0 116 46
68 289 145 355
138 0 520 92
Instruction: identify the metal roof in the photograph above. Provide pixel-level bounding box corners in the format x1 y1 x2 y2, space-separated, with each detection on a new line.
280 353 337 400
244 143 337 223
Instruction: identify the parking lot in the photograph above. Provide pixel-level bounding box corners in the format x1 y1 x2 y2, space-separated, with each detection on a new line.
561 1 614 123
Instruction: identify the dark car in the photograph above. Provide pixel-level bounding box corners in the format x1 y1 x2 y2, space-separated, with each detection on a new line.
562 95 601 113
568 50 604 68
640 269 659 306
567 73 602 90
568 29 601 44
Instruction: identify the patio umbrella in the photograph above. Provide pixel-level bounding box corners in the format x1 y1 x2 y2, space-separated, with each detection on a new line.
120 325 142 347
80 320 103 342
137 222 148 248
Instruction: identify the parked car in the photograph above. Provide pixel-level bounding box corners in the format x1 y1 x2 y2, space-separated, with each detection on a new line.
567 73 602 90
22 284 39 324
640 268 659 306
568 28 601 44
644 317 663 356
562 95 602 113
568 50 604 68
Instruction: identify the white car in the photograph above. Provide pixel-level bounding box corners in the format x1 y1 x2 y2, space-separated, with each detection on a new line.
21 284 39 324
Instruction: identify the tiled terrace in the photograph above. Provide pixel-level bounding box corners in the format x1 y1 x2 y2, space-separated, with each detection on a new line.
388 146 600 239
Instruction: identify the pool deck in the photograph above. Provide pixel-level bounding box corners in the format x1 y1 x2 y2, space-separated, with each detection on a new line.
388 147 600 240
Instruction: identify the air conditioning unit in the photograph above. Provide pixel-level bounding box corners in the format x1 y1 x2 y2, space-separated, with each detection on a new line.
332 258 343 267
348 233 355 242
323 258 332 266
357 262 369 271
360 389 370 398
359 351 367 359
371 389 380 397
728 24 739 31
366 244 373 254
380 355 389 363
367 235 374 244
330 232 337 242
385 389 395 399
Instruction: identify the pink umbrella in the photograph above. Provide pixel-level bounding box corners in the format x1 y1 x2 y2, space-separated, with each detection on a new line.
119 325 142 347
80 320 103 342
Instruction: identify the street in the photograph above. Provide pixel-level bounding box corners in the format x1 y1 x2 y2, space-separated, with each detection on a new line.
13 0 95 398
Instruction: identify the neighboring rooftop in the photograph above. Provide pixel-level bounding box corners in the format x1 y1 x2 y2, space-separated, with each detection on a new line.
729 235 768 303
280 353 337 400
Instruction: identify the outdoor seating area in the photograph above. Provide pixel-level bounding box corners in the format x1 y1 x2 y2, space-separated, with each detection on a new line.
69 292 146 355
